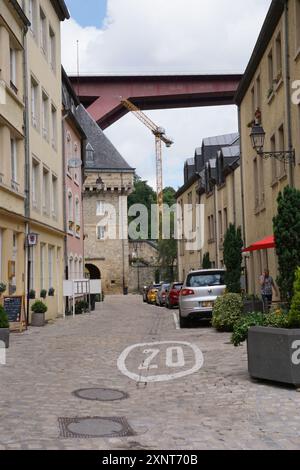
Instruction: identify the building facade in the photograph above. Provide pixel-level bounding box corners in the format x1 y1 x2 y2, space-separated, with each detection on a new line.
62 68 86 293
236 0 300 296
24 0 69 320
176 133 242 282
76 105 135 295
0 1 30 298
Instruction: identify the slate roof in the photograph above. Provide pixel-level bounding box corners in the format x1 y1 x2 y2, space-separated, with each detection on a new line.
76 105 134 172
202 133 239 147
221 144 240 158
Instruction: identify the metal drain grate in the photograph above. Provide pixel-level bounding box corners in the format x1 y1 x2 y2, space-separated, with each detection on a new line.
58 417 135 439
73 387 128 402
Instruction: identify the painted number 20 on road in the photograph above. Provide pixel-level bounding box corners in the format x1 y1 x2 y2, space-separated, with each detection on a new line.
117 341 204 383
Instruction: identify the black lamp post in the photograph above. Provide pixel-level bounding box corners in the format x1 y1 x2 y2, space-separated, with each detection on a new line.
250 123 295 164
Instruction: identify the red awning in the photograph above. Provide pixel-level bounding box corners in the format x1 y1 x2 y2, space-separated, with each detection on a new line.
243 235 275 253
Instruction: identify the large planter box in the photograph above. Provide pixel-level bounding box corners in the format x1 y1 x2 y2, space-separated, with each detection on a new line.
31 312 45 327
248 326 300 387
243 300 263 314
0 328 9 348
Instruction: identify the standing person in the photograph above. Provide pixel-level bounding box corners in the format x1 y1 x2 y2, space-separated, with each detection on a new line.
260 269 278 311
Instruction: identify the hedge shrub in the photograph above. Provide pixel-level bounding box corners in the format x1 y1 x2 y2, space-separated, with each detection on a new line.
212 293 243 332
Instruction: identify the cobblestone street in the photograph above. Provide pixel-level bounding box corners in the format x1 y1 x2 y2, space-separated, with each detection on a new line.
1 295 300 450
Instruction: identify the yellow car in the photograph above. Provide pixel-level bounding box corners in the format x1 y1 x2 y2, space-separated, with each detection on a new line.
147 284 161 304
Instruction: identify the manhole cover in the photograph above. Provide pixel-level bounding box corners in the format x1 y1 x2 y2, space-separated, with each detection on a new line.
58 417 135 439
73 388 128 402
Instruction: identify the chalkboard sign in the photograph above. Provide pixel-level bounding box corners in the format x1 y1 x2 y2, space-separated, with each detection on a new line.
3 296 23 323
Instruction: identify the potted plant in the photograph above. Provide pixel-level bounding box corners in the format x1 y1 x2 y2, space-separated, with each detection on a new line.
48 287 55 297
29 289 36 300
243 294 264 314
40 289 47 299
0 304 9 348
31 300 47 327
0 282 6 297
231 269 300 388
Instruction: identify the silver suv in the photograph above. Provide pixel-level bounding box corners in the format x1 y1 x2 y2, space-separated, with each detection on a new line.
179 269 226 328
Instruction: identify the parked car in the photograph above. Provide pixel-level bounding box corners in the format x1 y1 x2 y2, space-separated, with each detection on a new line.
179 269 226 328
166 282 183 309
147 284 162 304
156 283 170 306
142 286 150 303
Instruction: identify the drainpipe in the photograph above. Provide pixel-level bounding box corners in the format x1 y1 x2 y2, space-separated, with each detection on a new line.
23 29 30 325
284 0 294 187
238 106 248 293
62 111 69 315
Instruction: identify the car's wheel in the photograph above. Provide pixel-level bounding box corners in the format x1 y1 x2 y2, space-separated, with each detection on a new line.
179 312 189 329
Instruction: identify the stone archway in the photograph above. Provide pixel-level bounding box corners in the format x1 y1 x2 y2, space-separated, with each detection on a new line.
85 263 101 280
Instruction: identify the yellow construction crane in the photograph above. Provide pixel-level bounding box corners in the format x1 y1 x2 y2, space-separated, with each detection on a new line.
121 99 173 222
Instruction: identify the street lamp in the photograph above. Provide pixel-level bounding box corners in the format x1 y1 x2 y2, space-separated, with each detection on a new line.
250 123 295 164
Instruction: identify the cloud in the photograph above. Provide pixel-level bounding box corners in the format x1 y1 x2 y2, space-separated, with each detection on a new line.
62 0 271 189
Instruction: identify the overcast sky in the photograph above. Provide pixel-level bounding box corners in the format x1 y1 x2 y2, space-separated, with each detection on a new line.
63 0 271 190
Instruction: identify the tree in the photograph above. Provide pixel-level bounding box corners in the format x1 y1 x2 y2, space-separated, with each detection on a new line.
223 224 243 293
288 268 300 328
158 187 177 282
128 175 156 238
202 252 212 269
273 186 300 303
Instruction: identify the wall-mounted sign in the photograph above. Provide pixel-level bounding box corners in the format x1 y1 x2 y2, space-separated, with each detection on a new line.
27 233 38 246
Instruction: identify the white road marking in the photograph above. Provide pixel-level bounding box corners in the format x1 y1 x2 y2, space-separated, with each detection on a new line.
173 311 180 330
117 341 204 383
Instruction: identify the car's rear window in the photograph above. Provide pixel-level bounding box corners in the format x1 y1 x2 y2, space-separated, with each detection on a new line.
186 272 225 288
173 284 183 291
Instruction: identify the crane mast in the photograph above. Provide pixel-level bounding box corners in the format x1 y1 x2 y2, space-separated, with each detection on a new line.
121 99 173 229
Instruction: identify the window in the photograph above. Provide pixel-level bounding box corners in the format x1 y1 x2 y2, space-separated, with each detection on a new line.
276 33 282 79
40 7 47 56
96 200 105 216
48 246 54 289
251 87 255 117
256 75 261 110
86 143 94 161
42 91 49 140
40 243 46 289
268 50 274 92
51 105 57 149
31 77 39 129
0 229 2 280
97 226 106 240
68 192 73 223
49 27 56 71
75 198 80 225
51 175 58 218
270 134 278 182
10 138 17 183
218 210 223 241
253 157 259 209
10 48 17 90
29 246 35 290
223 208 228 234
42 168 50 215
32 158 40 209
28 0 37 37
208 215 214 241
278 125 286 177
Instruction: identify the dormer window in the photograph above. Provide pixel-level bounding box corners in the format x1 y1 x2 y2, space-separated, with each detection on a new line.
86 143 94 161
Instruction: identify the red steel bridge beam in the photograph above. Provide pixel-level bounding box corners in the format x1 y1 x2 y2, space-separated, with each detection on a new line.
69 74 242 130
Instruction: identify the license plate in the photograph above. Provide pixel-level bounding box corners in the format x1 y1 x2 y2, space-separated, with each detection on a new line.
201 301 214 308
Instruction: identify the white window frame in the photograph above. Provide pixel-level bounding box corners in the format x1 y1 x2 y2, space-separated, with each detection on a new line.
96 200 105 216
10 138 17 183
97 225 106 241
10 48 17 88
